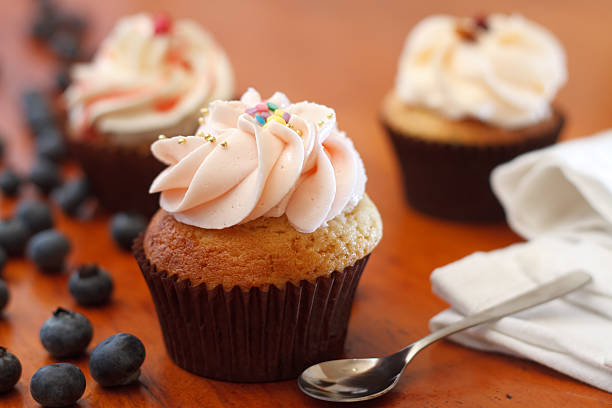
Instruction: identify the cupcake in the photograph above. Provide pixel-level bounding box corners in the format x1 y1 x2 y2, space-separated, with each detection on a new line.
382 14 566 221
65 13 234 216
134 88 383 382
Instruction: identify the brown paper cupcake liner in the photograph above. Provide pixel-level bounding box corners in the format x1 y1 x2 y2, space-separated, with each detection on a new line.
133 236 370 382
382 115 564 222
68 140 164 216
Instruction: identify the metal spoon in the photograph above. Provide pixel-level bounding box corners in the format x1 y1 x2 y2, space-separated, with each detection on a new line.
299 270 591 402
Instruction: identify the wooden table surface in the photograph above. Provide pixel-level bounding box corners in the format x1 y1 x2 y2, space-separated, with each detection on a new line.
1 0 612 406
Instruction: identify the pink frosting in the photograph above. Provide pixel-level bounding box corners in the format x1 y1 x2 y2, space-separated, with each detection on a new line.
149 88 366 233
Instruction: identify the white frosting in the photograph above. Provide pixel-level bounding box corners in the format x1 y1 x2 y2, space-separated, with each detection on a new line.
65 13 234 145
395 14 567 129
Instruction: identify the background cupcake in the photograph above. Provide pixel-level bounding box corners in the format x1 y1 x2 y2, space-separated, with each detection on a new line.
382 14 567 221
65 13 234 216
134 88 382 382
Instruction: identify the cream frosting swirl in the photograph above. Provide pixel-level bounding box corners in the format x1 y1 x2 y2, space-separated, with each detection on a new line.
395 14 567 129
65 13 234 145
149 88 366 233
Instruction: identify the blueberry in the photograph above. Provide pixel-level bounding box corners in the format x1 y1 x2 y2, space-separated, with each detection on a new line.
52 178 90 216
30 0 59 41
22 91 55 133
0 248 6 272
34 125 62 141
55 68 71 92
57 14 87 35
89 333 145 387
27 230 70 272
30 158 62 194
31 17 56 40
0 280 8 312
36 131 67 162
110 213 147 251
0 169 21 197
0 218 30 256
15 199 54 234
30 363 85 407
50 31 80 60
0 347 21 393
69 264 113 306
40 307 92 358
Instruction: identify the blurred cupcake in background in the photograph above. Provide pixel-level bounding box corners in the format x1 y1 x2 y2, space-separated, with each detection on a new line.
65 13 234 216
135 88 382 382
381 14 566 221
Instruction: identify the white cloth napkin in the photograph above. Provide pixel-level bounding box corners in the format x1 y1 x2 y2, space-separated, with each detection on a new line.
429 129 612 392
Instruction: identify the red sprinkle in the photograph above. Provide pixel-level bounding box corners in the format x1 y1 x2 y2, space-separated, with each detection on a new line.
255 103 268 112
474 14 489 30
153 13 172 35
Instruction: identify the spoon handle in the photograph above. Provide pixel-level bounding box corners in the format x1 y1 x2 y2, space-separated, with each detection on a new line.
405 271 591 362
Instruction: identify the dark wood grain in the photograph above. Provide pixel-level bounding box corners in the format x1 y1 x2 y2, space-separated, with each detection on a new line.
1 0 612 406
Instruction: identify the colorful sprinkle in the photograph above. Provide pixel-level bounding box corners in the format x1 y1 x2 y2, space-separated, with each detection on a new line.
244 100 299 132
178 137 186 144
266 115 286 125
263 115 286 128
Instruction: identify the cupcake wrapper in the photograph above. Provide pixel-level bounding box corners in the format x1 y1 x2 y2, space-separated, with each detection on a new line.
383 116 563 222
68 140 164 216
133 236 369 382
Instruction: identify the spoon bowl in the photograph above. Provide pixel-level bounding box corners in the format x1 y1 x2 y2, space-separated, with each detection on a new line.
298 356 405 402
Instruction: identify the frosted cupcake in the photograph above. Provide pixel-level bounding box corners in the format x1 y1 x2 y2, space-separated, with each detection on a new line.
381 14 566 221
134 88 383 382
65 13 234 215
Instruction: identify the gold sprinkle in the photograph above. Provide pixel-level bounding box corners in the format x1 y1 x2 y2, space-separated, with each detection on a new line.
197 131 205 137
198 117 205 125
158 134 167 140
297 129 303 136
200 107 209 115
220 141 228 148
317 120 325 127
204 134 213 141
327 113 333 119
208 136 216 143
178 137 186 144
